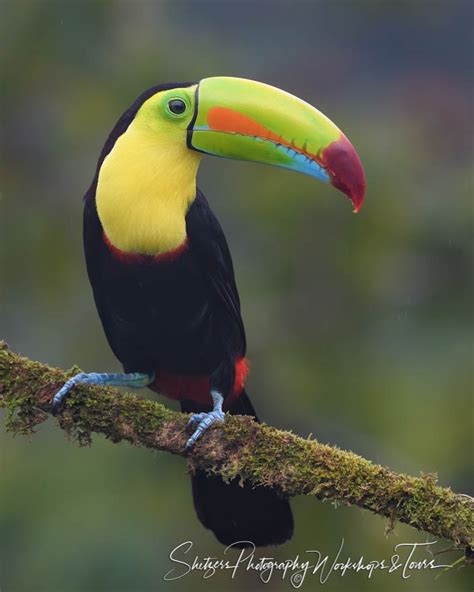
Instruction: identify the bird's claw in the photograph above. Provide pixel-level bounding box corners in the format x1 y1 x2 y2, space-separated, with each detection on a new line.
50 371 154 415
185 409 225 449
186 412 207 429
51 374 86 415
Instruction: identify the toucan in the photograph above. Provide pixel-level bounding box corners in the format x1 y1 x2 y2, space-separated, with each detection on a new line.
52 77 365 547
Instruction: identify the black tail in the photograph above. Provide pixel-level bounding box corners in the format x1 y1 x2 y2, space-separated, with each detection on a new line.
181 390 294 547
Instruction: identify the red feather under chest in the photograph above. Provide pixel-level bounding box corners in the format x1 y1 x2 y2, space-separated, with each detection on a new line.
153 357 249 407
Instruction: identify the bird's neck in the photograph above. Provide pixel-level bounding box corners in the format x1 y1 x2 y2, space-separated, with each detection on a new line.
96 120 202 255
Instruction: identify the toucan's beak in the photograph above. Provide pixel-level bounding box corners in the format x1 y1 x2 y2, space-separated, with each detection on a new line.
187 77 365 212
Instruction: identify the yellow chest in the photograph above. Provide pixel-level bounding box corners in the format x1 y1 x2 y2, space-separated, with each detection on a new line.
95 120 202 255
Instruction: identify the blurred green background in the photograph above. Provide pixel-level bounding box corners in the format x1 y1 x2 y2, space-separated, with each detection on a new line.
1 1 472 591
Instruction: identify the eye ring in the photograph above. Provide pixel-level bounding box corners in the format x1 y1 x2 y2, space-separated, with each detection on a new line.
167 98 187 116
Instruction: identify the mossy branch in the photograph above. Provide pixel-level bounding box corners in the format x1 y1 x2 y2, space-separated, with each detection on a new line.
1 340 472 553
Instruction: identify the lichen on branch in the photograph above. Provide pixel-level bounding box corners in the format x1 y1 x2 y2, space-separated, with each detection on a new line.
0 340 472 553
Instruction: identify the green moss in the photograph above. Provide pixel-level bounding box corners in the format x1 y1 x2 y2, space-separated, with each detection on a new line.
1 340 473 550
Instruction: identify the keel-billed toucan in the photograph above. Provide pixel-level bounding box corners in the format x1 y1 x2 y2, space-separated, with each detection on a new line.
53 77 365 547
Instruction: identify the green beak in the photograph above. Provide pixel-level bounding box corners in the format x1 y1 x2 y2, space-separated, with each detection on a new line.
187 76 365 212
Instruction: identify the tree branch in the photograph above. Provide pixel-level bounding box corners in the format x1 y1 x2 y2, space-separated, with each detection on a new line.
1 340 472 552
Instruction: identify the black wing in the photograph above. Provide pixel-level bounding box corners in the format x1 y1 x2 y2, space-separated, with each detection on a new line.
186 189 246 355
82 188 124 361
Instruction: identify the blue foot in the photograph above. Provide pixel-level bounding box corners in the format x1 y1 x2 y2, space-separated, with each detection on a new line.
51 371 154 414
185 390 225 449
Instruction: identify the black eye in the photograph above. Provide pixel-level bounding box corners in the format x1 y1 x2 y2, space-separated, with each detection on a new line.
168 99 186 115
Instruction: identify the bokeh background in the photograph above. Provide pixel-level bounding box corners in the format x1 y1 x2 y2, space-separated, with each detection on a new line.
1 1 472 591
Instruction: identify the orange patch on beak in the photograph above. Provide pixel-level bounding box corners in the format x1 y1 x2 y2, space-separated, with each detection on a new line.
207 106 325 165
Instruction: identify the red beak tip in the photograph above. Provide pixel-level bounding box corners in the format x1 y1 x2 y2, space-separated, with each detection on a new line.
352 195 364 213
323 135 366 215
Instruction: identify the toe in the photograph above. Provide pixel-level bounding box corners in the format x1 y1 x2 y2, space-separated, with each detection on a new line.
51 383 71 414
184 411 225 450
51 399 61 415
186 412 205 428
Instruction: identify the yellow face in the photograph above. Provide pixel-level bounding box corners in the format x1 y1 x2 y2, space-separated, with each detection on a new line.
96 85 202 256
133 85 197 141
